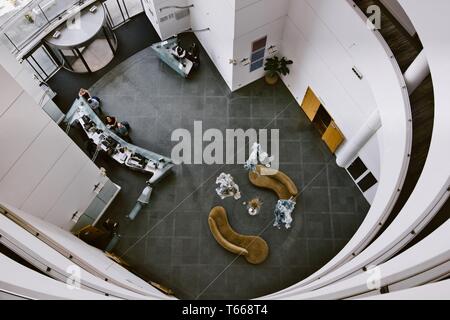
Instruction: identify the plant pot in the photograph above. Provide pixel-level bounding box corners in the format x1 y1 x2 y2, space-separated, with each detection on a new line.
265 73 279 85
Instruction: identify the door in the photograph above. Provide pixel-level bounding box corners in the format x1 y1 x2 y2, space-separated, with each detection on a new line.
301 87 322 121
322 120 345 153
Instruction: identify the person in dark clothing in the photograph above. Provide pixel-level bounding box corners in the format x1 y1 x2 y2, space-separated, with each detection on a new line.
79 88 92 100
114 121 132 142
105 116 118 128
187 42 200 68
84 138 98 159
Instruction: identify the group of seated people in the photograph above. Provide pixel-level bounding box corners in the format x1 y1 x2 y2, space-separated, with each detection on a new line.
79 88 132 143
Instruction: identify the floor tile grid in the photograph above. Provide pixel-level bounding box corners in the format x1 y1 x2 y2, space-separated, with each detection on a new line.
79 30 371 298
109 92 296 261
195 151 337 299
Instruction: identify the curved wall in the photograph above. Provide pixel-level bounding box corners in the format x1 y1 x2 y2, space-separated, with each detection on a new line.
267 219 450 300
267 0 450 299
272 0 412 295
0 252 114 300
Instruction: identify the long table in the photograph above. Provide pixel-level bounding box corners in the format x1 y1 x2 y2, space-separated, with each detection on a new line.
65 98 174 184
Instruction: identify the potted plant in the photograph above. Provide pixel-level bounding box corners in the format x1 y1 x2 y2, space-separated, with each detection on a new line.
264 56 293 85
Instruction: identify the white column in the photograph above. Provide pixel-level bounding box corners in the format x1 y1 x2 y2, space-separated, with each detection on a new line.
336 110 382 168
404 50 430 94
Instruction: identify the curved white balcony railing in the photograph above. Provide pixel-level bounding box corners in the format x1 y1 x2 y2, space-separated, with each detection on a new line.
266 0 413 297
0 213 143 299
0 252 114 300
268 220 450 300
362 279 450 300
266 0 450 299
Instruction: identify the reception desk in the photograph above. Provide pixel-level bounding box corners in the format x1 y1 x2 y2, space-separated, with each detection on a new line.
65 98 174 184
151 37 194 78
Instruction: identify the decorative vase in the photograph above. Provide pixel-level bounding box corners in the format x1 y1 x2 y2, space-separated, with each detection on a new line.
246 197 263 216
265 73 279 85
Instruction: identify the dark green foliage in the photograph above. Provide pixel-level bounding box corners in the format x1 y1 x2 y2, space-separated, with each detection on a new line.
264 56 293 77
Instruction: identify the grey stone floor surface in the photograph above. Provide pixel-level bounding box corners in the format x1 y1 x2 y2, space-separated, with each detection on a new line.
87 40 370 300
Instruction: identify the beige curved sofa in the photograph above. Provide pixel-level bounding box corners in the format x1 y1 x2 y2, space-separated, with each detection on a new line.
208 206 269 264
249 165 298 200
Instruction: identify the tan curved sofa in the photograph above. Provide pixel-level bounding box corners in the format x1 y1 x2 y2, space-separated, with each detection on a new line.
249 165 298 200
208 206 269 264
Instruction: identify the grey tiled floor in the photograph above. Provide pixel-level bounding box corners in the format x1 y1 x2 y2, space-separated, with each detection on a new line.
90 37 370 300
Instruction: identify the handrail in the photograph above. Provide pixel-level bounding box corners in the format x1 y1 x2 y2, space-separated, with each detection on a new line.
265 219 450 300
265 0 412 296
1 0 99 59
267 0 450 299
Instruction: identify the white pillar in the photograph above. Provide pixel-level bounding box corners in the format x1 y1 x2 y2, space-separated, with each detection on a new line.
336 111 382 168
404 50 430 94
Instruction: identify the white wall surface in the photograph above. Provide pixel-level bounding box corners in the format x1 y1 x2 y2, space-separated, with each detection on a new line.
230 0 290 90
280 0 382 198
234 0 289 38
362 280 450 300
379 0 416 36
0 252 114 300
264 0 412 296
267 0 450 299
0 64 105 230
0 211 163 299
232 16 285 91
0 34 53 107
234 0 262 11
144 0 192 40
189 0 235 89
265 219 450 300
143 0 163 38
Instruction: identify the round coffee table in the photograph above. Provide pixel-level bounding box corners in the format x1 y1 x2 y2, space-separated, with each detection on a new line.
45 2 117 73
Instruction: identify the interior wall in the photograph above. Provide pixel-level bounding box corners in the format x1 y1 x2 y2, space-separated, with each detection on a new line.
379 0 417 36
231 0 289 91
0 251 112 300
189 0 235 89
143 0 192 40
0 209 165 299
0 40 50 106
0 64 106 230
279 0 382 201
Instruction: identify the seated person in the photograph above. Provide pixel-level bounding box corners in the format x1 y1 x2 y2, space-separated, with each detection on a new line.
105 116 118 128
79 88 92 100
114 121 132 142
84 138 98 159
87 96 102 116
171 43 187 67
187 42 200 68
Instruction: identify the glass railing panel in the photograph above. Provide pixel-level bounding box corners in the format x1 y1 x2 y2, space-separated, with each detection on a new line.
27 45 59 78
103 0 127 27
36 0 76 21
3 2 49 50
0 0 33 27
124 0 143 18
